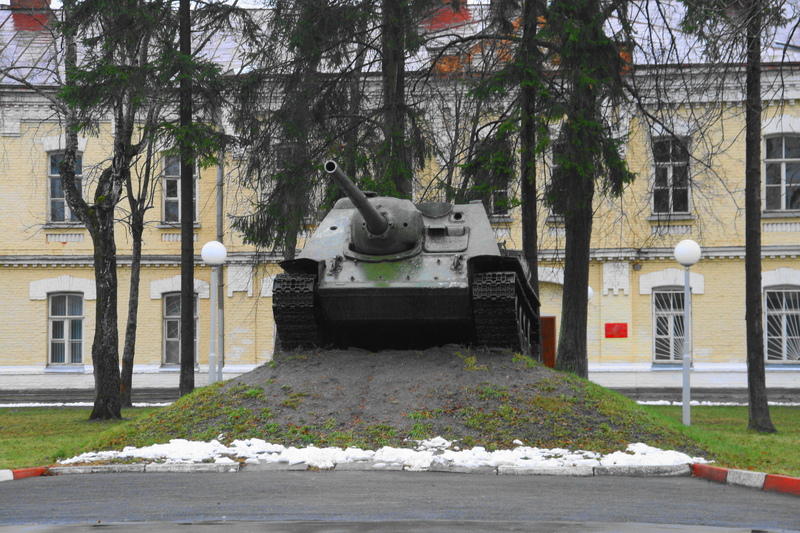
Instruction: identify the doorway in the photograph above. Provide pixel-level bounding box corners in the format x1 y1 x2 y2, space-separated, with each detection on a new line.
540 316 556 368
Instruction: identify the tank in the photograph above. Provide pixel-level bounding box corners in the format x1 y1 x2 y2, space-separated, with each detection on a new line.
272 160 540 355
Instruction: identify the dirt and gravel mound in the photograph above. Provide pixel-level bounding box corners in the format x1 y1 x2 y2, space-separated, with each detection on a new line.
233 346 558 430
102 346 707 456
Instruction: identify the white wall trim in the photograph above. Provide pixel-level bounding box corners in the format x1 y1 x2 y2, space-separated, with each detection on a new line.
29 275 96 300
261 274 277 297
639 268 704 294
762 114 800 136
603 262 630 295
538 266 564 285
227 264 253 297
589 362 749 372
650 119 694 138
149 275 209 299
39 135 89 153
762 267 800 288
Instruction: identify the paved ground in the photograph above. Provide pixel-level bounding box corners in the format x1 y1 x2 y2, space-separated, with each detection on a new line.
1 520 793 533
1 472 798 530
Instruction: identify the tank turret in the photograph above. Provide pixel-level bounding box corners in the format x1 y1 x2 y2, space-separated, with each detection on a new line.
324 160 423 256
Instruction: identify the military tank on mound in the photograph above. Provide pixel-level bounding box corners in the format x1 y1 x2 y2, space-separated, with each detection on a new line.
272 160 540 356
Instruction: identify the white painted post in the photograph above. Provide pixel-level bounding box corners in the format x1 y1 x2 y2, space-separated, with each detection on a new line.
674 239 701 426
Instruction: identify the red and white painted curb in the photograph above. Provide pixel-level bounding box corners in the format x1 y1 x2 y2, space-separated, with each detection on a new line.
0 467 49 482
692 464 800 496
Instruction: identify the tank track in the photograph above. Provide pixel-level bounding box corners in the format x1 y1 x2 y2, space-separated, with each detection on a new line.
472 271 537 357
272 273 320 350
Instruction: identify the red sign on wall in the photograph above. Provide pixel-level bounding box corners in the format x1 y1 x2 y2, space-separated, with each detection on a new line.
605 323 628 338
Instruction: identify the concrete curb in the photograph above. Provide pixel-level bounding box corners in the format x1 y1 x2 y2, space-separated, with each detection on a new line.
50 464 146 475
692 463 800 497
244 462 687 477
33 460 799 496
0 467 49 482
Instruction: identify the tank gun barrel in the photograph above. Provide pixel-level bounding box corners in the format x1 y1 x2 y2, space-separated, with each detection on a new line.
324 160 389 235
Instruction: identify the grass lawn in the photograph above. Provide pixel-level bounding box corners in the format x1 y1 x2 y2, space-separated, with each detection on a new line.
1 402 799 478
0 407 160 470
646 405 800 477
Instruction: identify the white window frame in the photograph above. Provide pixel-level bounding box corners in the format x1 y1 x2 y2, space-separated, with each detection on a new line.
490 188 509 216
652 287 685 362
764 134 800 212
764 286 800 363
48 293 84 365
546 140 566 219
162 154 197 224
48 152 83 223
162 292 198 365
652 136 691 215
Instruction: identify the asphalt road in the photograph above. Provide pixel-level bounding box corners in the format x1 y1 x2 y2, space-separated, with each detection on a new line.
1 471 799 531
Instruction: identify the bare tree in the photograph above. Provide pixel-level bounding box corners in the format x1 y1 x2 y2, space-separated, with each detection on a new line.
744 0 777 432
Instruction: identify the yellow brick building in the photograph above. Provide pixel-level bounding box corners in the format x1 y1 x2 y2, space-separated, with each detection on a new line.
1 1 798 392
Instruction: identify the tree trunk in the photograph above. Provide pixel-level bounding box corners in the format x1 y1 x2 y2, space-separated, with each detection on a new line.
381 0 411 198
62 1 122 419
744 0 775 433
554 185 593 378
88 210 123 420
553 0 599 379
120 221 143 407
179 0 195 397
519 0 541 359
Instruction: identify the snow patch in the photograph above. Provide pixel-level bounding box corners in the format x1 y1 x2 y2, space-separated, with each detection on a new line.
59 437 707 470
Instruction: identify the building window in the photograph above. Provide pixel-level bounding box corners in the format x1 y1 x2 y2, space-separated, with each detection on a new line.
490 188 509 216
49 293 83 364
162 155 196 223
462 132 513 218
765 135 800 211
765 288 800 362
162 292 197 365
547 140 567 218
652 137 690 214
653 289 684 361
48 153 82 223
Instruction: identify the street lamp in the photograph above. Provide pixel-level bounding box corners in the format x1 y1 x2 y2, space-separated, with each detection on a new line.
201 240 227 384
673 239 701 425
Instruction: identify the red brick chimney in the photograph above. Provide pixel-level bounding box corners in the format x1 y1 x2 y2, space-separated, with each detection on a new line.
10 0 50 9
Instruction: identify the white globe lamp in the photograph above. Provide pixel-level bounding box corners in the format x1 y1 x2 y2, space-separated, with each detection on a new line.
201 240 227 265
673 239 701 267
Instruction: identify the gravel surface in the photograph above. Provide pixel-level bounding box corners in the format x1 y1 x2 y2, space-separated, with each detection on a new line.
231 346 555 434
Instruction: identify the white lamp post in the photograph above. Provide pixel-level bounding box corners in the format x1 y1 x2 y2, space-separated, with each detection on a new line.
673 239 701 426
201 240 227 384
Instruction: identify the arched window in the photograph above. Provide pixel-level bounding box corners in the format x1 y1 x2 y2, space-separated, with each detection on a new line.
765 135 800 211
765 287 800 362
652 287 685 362
49 293 83 364
162 292 197 365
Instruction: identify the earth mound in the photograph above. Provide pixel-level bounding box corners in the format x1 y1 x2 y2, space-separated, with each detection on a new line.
102 346 705 455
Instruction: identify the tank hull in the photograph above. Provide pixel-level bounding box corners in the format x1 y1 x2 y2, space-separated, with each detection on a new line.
318 286 471 323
